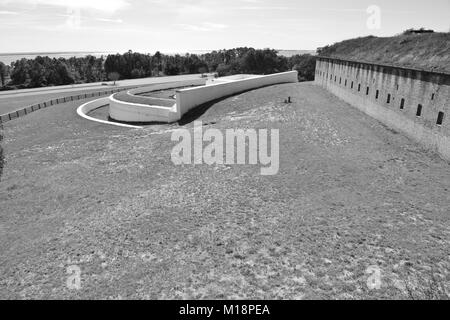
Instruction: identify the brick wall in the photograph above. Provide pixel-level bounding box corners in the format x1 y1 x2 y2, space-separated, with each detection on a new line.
315 57 450 160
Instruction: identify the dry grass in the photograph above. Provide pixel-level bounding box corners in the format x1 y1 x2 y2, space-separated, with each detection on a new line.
0 83 449 299
320 33 450 73
0 123 3 182
404 269 449 300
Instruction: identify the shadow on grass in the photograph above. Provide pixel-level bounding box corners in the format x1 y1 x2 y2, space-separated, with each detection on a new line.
107 116 168 127
99 83 293 127
177 84 287 126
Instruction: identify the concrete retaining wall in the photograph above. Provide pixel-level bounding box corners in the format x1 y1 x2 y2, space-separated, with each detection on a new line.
77 97 110 117
77 97 142 129
109 97 179 123
109 71 298 123
127 79 206 96
176 71 298 117
109 79 207 123
315 57 450 160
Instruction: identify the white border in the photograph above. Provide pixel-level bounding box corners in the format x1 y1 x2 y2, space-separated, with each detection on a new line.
77 97 143 129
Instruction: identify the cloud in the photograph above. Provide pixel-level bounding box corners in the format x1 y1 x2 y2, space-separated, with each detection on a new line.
237 6 289 10
0 0 129 13
96 17 123 23
202 22 228 29
0 10 19 15
176 22 229 32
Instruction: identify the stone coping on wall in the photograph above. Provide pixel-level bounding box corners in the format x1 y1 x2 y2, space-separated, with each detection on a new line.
317 56 450 85
112 91 176 108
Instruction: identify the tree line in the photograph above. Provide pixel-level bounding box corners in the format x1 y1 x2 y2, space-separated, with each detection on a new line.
0 48 317 90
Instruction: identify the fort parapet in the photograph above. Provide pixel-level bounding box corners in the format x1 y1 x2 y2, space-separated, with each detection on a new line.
315 56 450 160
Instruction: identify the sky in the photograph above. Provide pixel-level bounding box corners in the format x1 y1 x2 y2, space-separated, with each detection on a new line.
0 0 449 53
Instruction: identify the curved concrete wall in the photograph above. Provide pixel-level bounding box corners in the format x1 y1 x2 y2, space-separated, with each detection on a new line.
109 95 179 123
77 97 142 129
127 79 206 96
108 71 298 124
109 79 206 123
176 71 298 117
315 57 450 160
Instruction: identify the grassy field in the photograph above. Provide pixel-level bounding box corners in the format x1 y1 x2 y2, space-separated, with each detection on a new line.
0 82 449 299
320 33 450 73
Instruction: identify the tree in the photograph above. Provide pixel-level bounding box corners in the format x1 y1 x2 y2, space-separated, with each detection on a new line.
4 47 303 90
153 51 162 75
239 48 287 74
30 60 46 87
10 58 31 85
130 68 143 79
289 54 317 81
0 62 5 87
198 66 208 76
403 28 435 35
216 63 232 77
164 63 180 76
108 72 120 85
45 59 74 86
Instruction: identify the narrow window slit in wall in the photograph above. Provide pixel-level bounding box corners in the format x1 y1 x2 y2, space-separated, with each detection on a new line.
339 77 342 84
366 87 370 95
351 81 354 89
345 79 347 87
431 93 435 100
358 84 361 92
396 84 399 91
416 104 423 117
400 98 405 110
375 90 379 99
387 94 391 104
437 112 444 126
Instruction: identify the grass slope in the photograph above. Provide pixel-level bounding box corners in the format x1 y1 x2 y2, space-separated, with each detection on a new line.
319 33 450 73
0 83 449 299
0 125 3 182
